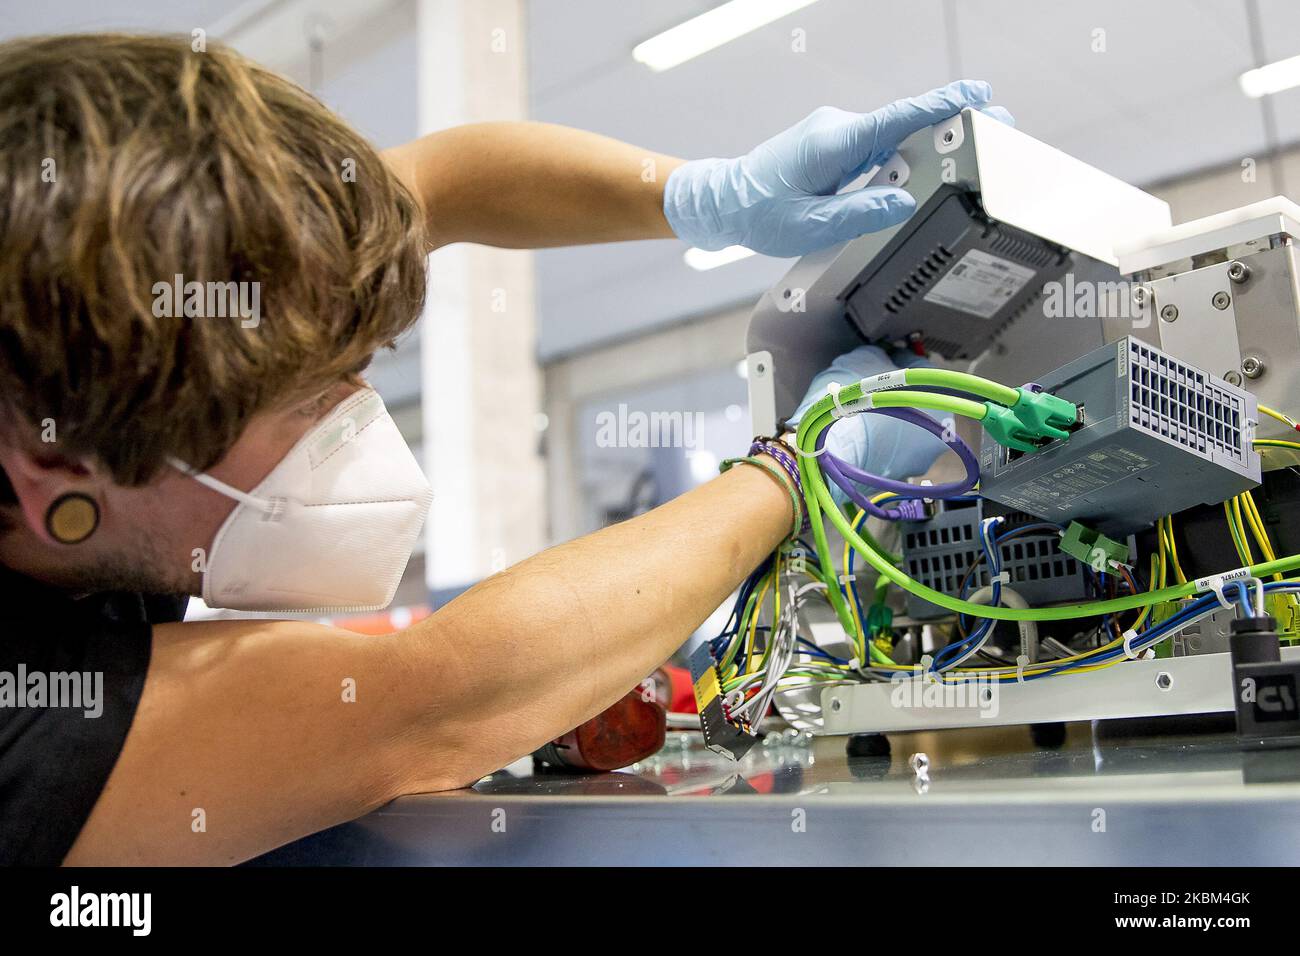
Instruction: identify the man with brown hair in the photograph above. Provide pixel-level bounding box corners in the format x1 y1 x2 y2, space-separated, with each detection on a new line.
0 33 1002 864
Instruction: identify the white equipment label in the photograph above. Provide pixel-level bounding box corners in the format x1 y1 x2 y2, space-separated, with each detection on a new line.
923 249 1036 318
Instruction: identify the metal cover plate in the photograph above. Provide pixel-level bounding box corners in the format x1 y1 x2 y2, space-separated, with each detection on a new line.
969 108 1171 266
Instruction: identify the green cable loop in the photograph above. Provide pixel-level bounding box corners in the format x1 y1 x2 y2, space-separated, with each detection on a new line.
797 391 1300 621
899 367 1020 407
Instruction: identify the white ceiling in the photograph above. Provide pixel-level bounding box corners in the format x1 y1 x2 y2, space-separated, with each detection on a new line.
0 0 237 37
527 0 1300 359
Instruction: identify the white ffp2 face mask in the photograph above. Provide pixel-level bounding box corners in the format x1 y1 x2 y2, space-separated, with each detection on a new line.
172 388 433 613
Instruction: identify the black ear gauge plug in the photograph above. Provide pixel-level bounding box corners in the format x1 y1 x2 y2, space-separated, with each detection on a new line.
45 492 100 545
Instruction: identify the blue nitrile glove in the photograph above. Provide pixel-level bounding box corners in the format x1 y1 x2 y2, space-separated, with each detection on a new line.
664 80 1013 258
792 345 948 507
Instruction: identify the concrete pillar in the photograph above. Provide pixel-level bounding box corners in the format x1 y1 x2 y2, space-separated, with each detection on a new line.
416 0 546 596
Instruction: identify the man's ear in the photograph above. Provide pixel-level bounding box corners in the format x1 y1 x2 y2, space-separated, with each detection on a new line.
0 447 99 545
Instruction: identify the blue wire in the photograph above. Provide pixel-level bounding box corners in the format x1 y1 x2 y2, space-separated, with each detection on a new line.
796 637 849 664
934 517 1004 670
1025 581 1294 679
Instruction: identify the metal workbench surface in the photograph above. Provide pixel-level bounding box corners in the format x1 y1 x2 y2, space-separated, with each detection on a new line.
255 721 1300 866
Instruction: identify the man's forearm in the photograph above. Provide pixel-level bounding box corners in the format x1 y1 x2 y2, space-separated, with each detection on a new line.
383 121 683 249
394 461 791 790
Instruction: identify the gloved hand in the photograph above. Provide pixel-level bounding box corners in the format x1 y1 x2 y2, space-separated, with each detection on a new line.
664 80 1013 258
793 345 948 507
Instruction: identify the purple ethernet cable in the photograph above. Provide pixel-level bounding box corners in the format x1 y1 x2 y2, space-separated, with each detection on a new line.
815 407 979 520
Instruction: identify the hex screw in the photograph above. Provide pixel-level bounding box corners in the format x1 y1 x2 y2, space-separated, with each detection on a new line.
1227 260 1250 283
1212 291 1231 310
1156 672 1173 691
1160 303 1179 322
1224 370 1244 386
1242 356 1265 379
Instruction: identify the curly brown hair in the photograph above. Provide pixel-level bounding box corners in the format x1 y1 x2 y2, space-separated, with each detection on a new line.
0 33 428 494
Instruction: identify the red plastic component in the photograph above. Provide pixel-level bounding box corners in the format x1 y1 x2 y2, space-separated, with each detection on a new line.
544 690 667 771
663 664 696 714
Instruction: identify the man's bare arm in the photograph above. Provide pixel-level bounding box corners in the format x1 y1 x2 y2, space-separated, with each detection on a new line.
382 122 683 250
65 463 790 864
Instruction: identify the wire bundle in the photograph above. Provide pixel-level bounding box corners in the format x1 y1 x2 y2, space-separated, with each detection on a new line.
704 367 1300 716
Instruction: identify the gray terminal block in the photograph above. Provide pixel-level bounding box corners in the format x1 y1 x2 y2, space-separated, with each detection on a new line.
899 499 1094 621
978 336 1261 536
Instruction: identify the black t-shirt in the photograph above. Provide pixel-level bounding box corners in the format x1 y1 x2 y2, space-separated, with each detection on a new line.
0 565 186 864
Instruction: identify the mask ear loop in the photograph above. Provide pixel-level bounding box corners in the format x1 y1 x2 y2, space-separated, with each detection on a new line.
168 458 274 512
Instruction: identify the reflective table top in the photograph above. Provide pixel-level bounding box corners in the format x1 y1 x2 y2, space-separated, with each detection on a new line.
256 719 1300 865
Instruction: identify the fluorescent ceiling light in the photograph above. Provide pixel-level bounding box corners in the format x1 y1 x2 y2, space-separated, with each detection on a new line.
633 0 821 72
1240 53 1300 98
684 245 756 271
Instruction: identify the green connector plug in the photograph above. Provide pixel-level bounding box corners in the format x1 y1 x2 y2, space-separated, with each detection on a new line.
866 602 893 636
1059 521 1129 572
981 389 1080 454
981 403 1039 453
1009 387 1078 443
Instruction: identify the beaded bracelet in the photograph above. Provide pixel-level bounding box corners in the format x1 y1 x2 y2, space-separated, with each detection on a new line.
749 436 809 536
719 454 804 541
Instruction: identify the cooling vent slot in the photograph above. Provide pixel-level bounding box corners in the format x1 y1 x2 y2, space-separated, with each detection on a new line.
921 333 964 356
1127 341 1245 465
882 244 955 314
987 229 1061 269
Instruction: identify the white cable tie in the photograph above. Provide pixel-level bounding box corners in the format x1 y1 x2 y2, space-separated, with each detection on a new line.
919 654 936 682
827 381 850 419
1122 628 1140 659
1016 654 1029 683
1194 568 1251 609
992 571 1011 585
859 369 908 393
828 380 873 419
837 572 856 586
919 477 934 504
792 441 827 459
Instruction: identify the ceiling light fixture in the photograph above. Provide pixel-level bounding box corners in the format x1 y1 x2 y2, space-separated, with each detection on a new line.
633 0 822 72
1240 53 1300 98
